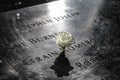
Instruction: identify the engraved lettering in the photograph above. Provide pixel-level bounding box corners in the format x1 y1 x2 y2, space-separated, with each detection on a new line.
43 36 50 40
28 39 38 44
35 57 43 62
75 62 86 69
23 59 32 65
43 55 50 60
67 46 75 50
36 38 44 42
74 43 83 48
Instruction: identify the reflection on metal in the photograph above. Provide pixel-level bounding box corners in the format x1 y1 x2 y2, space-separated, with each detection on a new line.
48 0 66 17
1 0 119 80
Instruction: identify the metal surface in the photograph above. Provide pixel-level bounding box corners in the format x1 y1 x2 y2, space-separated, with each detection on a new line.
0 0 120 80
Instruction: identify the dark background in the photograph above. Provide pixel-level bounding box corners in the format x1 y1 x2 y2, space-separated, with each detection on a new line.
0 0 56 12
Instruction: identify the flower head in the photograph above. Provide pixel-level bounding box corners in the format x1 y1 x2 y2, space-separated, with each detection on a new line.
55 31 74 48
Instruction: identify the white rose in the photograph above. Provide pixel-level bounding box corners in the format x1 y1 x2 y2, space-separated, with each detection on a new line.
55 31 74 48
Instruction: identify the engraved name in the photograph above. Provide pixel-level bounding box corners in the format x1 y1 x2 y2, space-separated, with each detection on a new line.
22 38 96 65
16 11 81 32
11 32 58 47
